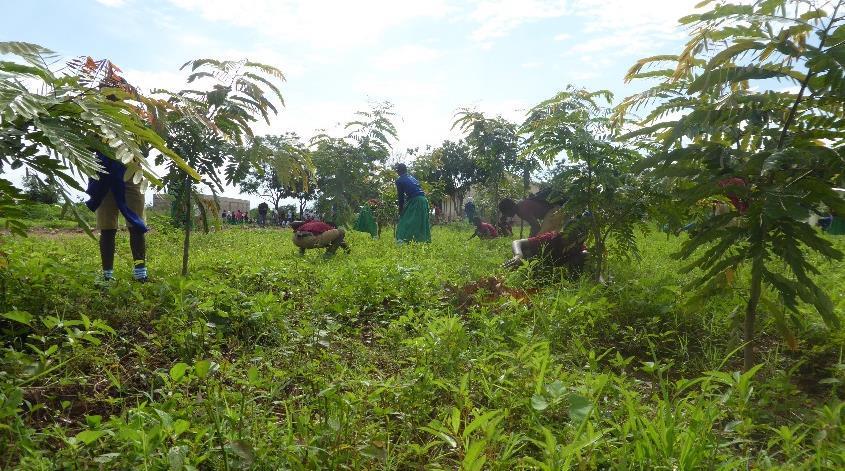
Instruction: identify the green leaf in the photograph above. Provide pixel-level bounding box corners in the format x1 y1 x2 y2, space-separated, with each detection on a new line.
531 394 549 411
172 419 190 437
247 366 260 384
194 359 211 379
227 440 255 466
169 362 189 381
568 394 593 423
75 429 106 445
688 65 803 94
545 380 566 400
2 310 32 326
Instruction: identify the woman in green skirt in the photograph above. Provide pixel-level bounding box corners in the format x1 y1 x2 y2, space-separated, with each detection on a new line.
353 201 379 238
394 163 431 243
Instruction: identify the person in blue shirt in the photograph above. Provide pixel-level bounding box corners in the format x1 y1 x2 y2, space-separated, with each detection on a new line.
394 163 431 243
85 151 149 282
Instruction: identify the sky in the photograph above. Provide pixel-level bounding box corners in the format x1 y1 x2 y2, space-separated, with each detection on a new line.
2 0 703 205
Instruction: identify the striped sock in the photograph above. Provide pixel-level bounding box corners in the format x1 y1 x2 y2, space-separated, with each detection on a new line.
103 269 114 280
133 266 148 280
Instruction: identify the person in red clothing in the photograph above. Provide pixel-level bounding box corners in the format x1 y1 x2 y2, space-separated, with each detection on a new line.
717 177 749 214
503 213 590 273
290 220 350 257
469 217 498 240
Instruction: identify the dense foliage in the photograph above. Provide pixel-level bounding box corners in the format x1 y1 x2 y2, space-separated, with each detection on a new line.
2 0 845 468
619 0 845 369
0 224 843 468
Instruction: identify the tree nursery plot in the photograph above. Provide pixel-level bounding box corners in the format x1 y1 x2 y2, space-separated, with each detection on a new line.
0 223 843 469
3 0 845 468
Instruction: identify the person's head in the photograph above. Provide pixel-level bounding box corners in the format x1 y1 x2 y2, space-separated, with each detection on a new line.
498 198 518 217
467 196 473 203
472 216 482 226
290 220 305 230
394 163 408 176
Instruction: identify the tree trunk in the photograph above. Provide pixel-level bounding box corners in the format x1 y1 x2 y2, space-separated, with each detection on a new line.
744 253 764 371
181 176 192 277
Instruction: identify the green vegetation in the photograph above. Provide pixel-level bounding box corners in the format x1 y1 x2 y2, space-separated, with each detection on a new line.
0 222 843 469
3 0 845 468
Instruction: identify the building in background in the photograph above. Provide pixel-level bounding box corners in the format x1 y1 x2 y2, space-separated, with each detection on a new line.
152 194 250 214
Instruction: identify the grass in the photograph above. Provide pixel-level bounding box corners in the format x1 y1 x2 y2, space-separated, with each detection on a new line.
1 220 844 469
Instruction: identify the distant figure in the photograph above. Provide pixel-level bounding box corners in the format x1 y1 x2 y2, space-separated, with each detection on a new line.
257 202 269 226
499 195 565 237
394 163 431 243
503 214 590 274
469 217 498 240
464 197 476 223
290 220 350 257
353 202 378 238
85 151 149 282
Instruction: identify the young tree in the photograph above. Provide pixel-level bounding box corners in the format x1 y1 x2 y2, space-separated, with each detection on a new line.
311 102 398 225
154 58 286 275
619 0 845 370
452 110 518 222
0 42 196 236
522 86 649 279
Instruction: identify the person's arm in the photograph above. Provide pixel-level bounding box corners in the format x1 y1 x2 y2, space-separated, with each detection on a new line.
503 239 529 269
468 230 478 240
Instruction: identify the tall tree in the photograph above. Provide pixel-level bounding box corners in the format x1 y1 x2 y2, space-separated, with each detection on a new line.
311 102 398 225
237 133 313 217
618 0 845 370
452 110 518 221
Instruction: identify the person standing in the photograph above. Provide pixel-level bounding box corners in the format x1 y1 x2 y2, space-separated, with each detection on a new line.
464 197 476 223
257 202 269 226
394 163 431 243
85 151 149 282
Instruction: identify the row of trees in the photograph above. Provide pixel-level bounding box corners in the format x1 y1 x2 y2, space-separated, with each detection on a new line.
2 0 844 370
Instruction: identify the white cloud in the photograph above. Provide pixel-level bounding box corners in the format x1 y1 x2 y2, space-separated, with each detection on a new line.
553 33 571 41
521 61 542 69
372 45 443 70
468 0 569 45
166 0 453 49
95 0 127 6
565 0 700 58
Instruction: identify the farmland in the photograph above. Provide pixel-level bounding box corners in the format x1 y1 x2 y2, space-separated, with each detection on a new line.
1 221 843 469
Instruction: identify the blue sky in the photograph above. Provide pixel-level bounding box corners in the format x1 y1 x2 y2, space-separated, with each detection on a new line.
3 0 702 203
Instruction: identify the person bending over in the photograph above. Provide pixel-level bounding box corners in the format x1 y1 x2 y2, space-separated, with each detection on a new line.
503 215 589 274
469 217 498 240
499 194 565 237
290 220 350 257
